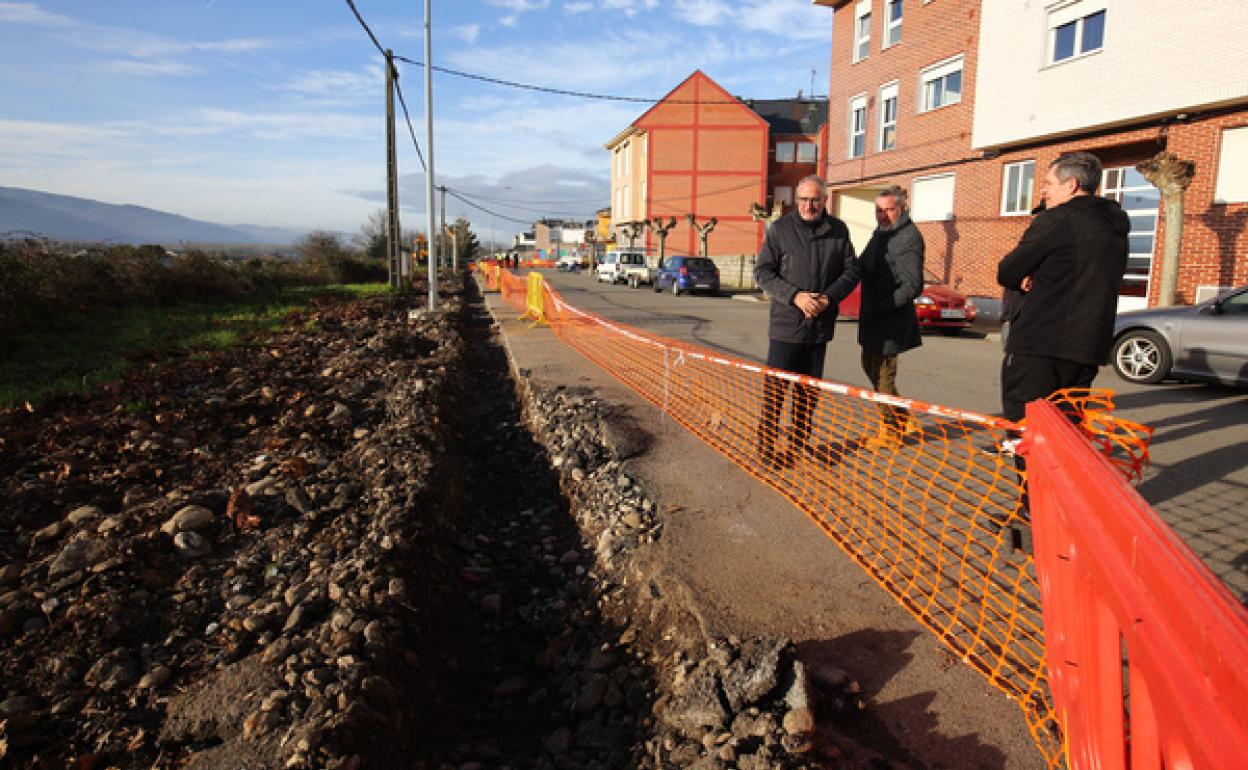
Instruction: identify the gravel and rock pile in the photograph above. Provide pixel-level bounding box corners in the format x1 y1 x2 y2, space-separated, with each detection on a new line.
518 386 896 770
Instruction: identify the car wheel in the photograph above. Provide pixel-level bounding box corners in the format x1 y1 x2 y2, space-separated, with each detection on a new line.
1112 330 1171 384
671 280 681 296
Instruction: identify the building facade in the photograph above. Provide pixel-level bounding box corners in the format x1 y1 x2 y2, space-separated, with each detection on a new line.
817 0 1248 308
605 70 827 272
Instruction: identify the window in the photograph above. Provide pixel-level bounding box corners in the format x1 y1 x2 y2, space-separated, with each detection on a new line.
1102 166 1160 300
919 55 962 112
853 0 871 62
796 142 818 163
878 82 898 151
775 141 796 162
1048 4 1105 64
910 173 955 221
884 0 902 47
1001 161 1035 216
848 94 868 158
773 186 793 207
1214 126 1248 203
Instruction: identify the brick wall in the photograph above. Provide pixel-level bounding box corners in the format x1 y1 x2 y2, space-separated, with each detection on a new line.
824 0 1248 303
635 71 767 259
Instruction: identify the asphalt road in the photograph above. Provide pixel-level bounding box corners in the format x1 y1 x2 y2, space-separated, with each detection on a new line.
543 268 1248 603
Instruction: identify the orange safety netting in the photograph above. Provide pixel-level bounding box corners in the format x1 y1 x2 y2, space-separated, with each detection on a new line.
484 268 1151 768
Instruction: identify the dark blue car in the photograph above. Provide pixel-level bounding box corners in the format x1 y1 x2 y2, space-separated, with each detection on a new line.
654 256 720 296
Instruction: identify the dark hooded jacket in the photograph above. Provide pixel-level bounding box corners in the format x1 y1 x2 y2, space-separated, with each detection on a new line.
857 212 924 356
997 194 1130 365
754 210 859 344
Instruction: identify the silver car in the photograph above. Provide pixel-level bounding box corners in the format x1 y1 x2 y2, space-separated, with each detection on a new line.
1111 286 1248 386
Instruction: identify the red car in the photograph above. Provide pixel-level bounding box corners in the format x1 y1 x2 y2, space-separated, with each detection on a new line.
839 271 977 335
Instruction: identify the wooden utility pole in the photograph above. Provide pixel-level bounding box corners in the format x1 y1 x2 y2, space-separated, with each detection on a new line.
1137 151 1195 306
384 49 401 289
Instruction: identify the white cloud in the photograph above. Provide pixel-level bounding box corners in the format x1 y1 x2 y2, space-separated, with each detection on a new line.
97 59 199 77
0 3 271 76
673 0 732 27
500 14 519 27
673 0 831 41
487 0 551 10
564 2 593 13
275 67 377 106
737 0 831 41
455 24 481 43
0 2 73 26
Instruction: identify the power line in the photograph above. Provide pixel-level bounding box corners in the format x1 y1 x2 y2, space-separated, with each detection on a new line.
392 77 427 172
344 0 385 56
445 188 532 225
344 1 427 172
392 56 822 106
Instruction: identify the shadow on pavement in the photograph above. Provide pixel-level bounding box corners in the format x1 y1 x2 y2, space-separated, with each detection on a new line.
798 630 1012 770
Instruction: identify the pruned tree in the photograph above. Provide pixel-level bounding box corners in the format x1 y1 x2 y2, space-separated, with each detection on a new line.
1137 151 1195 306
646 216 677 267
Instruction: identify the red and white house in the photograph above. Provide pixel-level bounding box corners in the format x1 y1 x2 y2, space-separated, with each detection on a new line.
606 70 828 272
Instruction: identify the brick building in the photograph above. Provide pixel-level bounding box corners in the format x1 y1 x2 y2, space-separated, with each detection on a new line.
816 0 1248 308
605 71 827 277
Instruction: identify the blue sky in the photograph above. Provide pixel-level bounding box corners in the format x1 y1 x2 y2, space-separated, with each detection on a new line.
0 1 833 243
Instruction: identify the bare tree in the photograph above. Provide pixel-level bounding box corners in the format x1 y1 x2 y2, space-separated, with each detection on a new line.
1137 151 1195 306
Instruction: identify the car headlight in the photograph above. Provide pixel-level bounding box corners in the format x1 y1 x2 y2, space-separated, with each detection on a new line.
965 299 976 311
915 296 935 305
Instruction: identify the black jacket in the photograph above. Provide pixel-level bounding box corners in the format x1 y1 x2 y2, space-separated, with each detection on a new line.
755 211 859 344
857 214 923 356
997 195 1130 365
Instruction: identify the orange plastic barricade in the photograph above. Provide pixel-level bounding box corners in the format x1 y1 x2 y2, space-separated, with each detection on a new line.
491 278 1225 769
1025 399 1248 770
525 283 1063 764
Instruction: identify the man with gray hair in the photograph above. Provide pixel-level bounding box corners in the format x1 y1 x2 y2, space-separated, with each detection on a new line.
857 185 925 449
997 150 1129 423
754 174 859 468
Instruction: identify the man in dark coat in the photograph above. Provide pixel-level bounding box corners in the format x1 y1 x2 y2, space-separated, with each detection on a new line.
857 185 924 449
997 151 1129 423
754 175 859 467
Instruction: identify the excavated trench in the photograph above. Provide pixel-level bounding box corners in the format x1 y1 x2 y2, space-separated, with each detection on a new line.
0 275 889 770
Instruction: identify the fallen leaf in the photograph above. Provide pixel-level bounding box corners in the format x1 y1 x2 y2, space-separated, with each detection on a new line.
227 488 260 532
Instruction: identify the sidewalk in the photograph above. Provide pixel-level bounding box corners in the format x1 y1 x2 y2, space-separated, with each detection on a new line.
480 285 1046 770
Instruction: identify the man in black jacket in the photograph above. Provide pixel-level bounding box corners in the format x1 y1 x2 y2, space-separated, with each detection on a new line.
754 175 859 467
997 151 1129 423
858 185 924 449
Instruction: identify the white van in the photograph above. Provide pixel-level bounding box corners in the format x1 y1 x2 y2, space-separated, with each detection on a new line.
595 250 645 284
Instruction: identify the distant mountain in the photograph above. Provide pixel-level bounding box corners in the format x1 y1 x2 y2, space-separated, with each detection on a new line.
0 186 308 246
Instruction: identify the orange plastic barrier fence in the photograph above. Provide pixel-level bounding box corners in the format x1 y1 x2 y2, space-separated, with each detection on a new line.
1026 399 1248 770
485 270 1186 768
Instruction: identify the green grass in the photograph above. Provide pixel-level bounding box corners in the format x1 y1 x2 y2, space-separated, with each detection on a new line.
0 283 391 407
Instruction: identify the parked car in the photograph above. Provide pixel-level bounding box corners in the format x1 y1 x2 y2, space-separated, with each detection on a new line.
654 256 720 295
556 254 584 272
595 250 646 284
1110 285 1248 386
838 270 977 335
625 260 658 288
